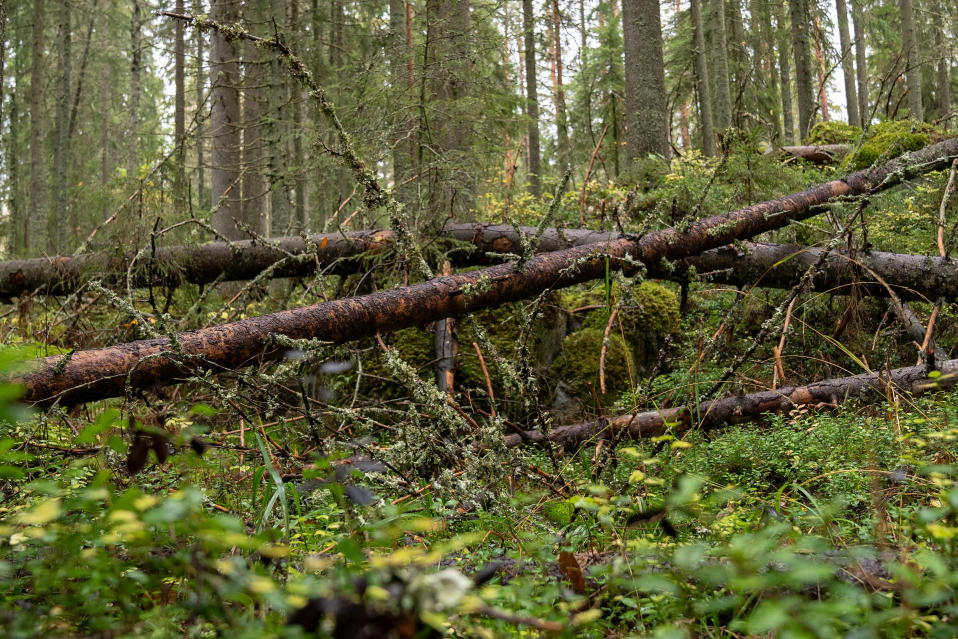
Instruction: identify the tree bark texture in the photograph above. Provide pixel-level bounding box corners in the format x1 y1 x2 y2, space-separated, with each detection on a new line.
690 0 715 156
51 0 71 254
28 0 46 254
775 0 795 144
6 230 958 305
210 0 245 239
835 0 860 127
899 0 923 120
851 0 868 125
14 136 958 406
933 0 951 118
789 0 815 140
622 0 670 160
521 0 541 196
504 359 958 448
710 0 733 132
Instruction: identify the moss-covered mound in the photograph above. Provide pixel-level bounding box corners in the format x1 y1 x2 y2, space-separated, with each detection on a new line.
848 120 934 170
577 280 680 372
808 121 861 145
550 328 634 407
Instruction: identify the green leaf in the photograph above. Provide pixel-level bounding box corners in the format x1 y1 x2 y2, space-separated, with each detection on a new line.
76 409 120 445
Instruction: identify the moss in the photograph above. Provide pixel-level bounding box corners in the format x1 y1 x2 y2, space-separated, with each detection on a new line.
807 121 861 145
578 281 680 373
550 328 634 406
541 500 574 527
848 120 934 170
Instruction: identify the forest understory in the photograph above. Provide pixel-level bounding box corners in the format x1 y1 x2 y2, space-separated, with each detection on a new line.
3 1 958 638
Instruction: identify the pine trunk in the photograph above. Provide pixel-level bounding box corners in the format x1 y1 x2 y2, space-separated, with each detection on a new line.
521 0 541 196
174 0 187 211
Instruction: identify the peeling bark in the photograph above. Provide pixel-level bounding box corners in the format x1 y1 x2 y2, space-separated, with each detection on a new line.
14 136 958 406
504 359 958 448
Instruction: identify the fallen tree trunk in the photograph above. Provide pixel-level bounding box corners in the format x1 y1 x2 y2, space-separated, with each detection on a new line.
15 136 958 406
4 229 957 306
765 144 852 163
504 359 958 448
685 242 958 302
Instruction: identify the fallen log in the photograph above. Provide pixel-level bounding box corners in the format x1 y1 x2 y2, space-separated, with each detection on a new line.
504 359 958 448
5 227 958 305
685 242 958 302
765 144 852 164
14 136 958 406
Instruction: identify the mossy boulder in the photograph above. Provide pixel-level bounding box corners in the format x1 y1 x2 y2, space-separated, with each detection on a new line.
808 121 861 145
550 328 634 409
848 120 934 170
577 280 680 373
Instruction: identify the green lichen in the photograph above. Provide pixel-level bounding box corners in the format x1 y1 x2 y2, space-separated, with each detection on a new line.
808 121 861 145
848 120 934 170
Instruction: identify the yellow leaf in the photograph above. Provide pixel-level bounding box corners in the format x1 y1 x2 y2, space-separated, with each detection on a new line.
628 470 646 484
16 498 61 525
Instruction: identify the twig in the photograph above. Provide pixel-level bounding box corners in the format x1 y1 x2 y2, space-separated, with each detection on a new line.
472 341 496 416
579 123 609 224
598 307 619 395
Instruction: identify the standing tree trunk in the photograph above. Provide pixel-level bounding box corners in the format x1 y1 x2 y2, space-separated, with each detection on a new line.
290 0 307 231
521 0 541 196
174 0 187 212
812 10 829 122
851 0 868 125
389 0 412 208
194 0 207 209
710 0 733 132
752 0 783 143
551 0 570 170
268 0 290 234
28 0 46 255
51 0 71 254
776 0 795 143
690 0 715 156
241 0 268 236
8 38 22 253
836 0 860 126
933 0 951 117
789 0 815 140
0 0 6 131
210 0 245 239
100 59 111 220
128 0 141 179
727 0 748 108
899 0 923 120
622 0 670 161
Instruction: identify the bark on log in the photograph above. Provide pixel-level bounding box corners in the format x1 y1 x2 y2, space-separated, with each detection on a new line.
765 144 851 163
14 137 958 406
685 242 958 302
504 359 958 448
5 228 958 305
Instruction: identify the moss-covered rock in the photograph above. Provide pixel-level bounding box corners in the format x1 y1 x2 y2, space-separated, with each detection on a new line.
808 121 861 145
578 280 680 373
848 120 934 170
550 328 634 408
